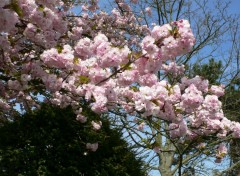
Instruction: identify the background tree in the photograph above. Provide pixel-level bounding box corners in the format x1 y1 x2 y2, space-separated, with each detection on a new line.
0 104 146 176
189 59 240 175
222 78 240 176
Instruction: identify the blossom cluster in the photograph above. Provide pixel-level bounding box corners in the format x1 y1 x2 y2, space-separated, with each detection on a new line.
0 0 239 158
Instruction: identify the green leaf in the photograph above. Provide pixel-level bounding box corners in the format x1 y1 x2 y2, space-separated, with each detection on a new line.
56 45 63 53
38 5 44 12
73 57 79 64
79 75 90 84
130 86 139 92
11 0 23 17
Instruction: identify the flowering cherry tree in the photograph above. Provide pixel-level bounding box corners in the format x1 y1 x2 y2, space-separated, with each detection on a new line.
0 0 239 175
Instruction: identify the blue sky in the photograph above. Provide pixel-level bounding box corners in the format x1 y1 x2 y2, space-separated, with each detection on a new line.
229 0 240 13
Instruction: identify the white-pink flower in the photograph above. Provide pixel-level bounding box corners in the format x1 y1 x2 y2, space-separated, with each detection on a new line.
86 143 98 152
137 122 145 131
76 114 87 123
210 85 225 97
215 143 227 162
91 121 102 130
153 146 161 153
203 95 222 112
145 7 152 16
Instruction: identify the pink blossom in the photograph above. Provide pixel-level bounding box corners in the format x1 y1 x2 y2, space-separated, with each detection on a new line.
215 143 227 162
95 41 110 56
141 36 159 58
153 146 161 153
162 62 185 76
137 122 145 131
210 85 225 97
180 84 204 112
91 121 102 130
169 123 180 138
145 7 152 16
232 122 240 138
151 24 171 41
42 74 63 92
138 73 158 86
196 143 206 149
118 70 139 86
93 33 108 47
168 85 181 103
74 37 92 58
21 74 31 82
0 8 19 33
86 143 98 152
8 80 22 91
89 67 111 83
130 0 138 4
181 76 209 92
100 48 123 67
0 0 10 8
76 114 87 123
203 95 222 112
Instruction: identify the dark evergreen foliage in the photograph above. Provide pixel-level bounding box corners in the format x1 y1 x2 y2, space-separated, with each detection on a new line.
0 105 146 176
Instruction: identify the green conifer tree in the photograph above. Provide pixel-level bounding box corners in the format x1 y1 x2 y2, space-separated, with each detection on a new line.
0 104 146 176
